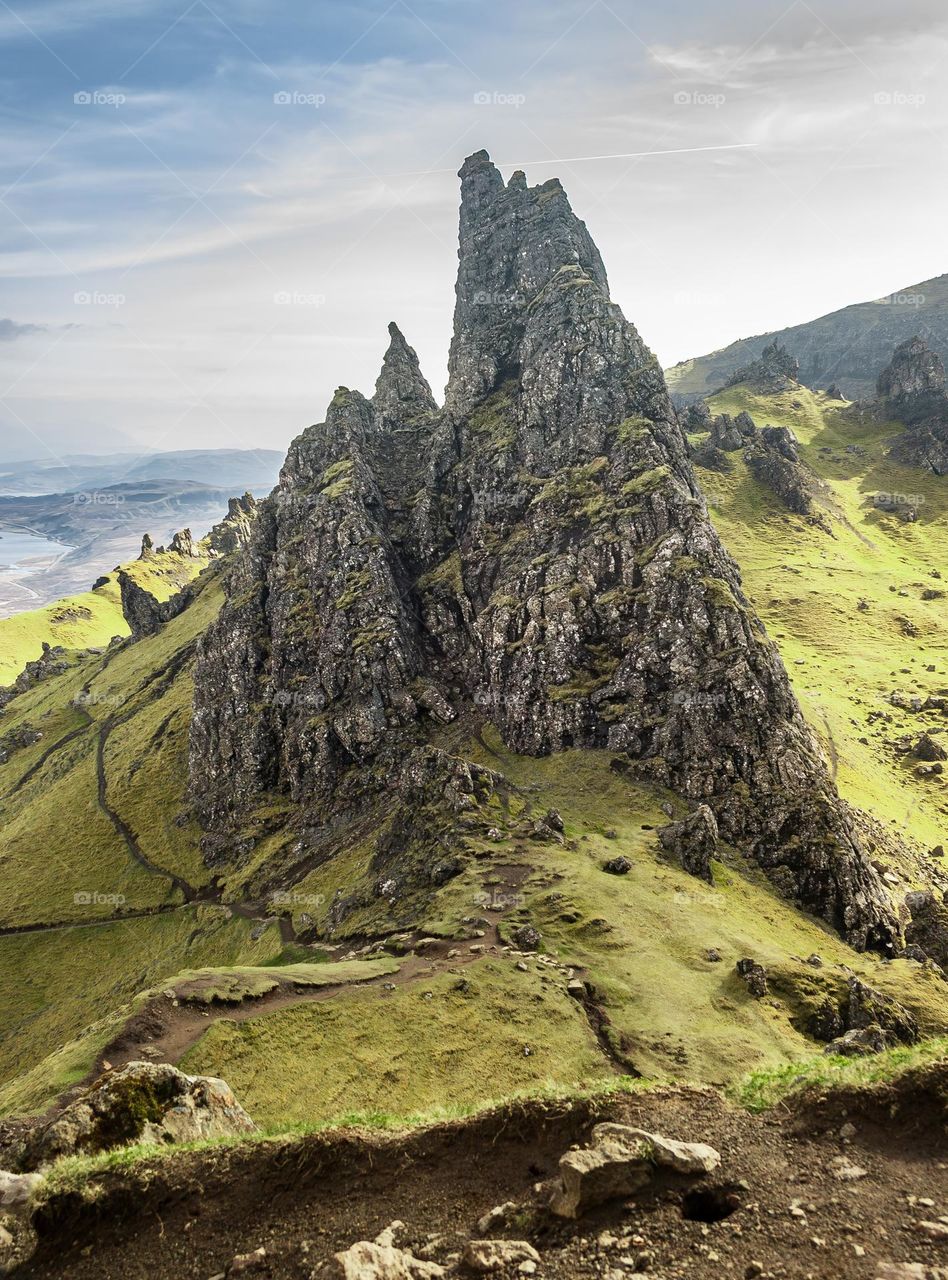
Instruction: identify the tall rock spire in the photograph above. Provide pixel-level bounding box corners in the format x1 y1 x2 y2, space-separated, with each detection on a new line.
189 148 900 952
372 321 437 429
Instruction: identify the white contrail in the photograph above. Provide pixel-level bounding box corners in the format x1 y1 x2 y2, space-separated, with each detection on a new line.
386 142 757 178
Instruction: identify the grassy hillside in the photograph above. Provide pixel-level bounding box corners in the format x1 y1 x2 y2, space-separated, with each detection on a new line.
695 384 948 866
0 407 946 1134
0 547 208 686
172 730 948 1129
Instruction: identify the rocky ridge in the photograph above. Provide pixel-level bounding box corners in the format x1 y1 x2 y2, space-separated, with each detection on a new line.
877 337 948 474
188 149 899 951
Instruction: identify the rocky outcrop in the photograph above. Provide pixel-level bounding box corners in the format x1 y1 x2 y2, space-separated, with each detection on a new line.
0 723 42 764
117 571 191 640
0 643 70 710
658 805 717 882
18 1062 254 1170
746 436 823 519
904 891 948 969
879 337 948 474
707 412 755 453
169 527 200 557
807 976 919 1049
206 492 259 556
189 149 899 952
725 340 800 392
138 533 155 559
878 336 947 418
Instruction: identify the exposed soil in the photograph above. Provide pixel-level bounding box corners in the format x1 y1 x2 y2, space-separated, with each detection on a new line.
21 1063 948 1280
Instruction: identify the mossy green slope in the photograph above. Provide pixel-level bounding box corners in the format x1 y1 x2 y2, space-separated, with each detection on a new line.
0 546 208 686
695 383 948 866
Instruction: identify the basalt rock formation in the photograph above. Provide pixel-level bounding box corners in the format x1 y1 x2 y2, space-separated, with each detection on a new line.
725 340 800 393
878 336 948 474
189 149 898 951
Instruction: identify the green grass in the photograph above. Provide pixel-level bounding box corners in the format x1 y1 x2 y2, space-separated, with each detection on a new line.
0 906 282 1113
180 957 609 1128
733 1034 948 1112
698 382 948 860
165 957 400 1004
168 735 948 1129
0 547 208 686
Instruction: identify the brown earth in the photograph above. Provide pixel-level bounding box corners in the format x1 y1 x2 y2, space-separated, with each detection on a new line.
21 1063 948 1280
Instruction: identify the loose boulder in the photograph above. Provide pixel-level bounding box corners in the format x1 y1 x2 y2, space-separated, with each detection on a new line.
549 1123 720 1219
462 1240 540 1273
330 1223 444 1279
20 1062 254 1170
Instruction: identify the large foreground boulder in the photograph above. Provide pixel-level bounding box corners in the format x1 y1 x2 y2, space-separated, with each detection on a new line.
20 1062 254 1170
549 1123 720 1218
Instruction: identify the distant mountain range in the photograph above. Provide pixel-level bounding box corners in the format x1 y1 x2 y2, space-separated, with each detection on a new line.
666 272 948 402
0 448 283 497
0 449 282 615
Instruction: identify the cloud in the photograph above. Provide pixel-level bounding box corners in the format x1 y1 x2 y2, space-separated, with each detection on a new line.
0 319 45 341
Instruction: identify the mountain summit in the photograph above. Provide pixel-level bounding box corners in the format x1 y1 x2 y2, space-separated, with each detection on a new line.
189 150 897 950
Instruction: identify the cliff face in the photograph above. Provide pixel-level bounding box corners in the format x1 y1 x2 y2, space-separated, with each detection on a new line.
189 149 898 951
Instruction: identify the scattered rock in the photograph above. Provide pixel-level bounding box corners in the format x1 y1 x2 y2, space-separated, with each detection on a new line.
736 958 769 998
462 1240 540 1273
330 1223 445 1279
510 926 541 952
602 856 632 875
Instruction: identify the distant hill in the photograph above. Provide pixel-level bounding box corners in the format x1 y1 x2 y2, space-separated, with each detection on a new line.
666 273 948 402
0 464 279 616
0 448 283 497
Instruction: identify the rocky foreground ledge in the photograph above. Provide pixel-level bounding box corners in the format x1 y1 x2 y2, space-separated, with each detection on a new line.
4 1060 948 1279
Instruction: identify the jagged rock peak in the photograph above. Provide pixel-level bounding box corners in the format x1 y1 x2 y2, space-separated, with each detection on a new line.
445 150 677 463
879 336 948 474
207 491 259 556
138 533 155 560
372 321 437 428
877 335 946 406
188 147 901 953
726 340 800 392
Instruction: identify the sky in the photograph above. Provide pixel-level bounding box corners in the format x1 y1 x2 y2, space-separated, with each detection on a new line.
0 0 946 464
